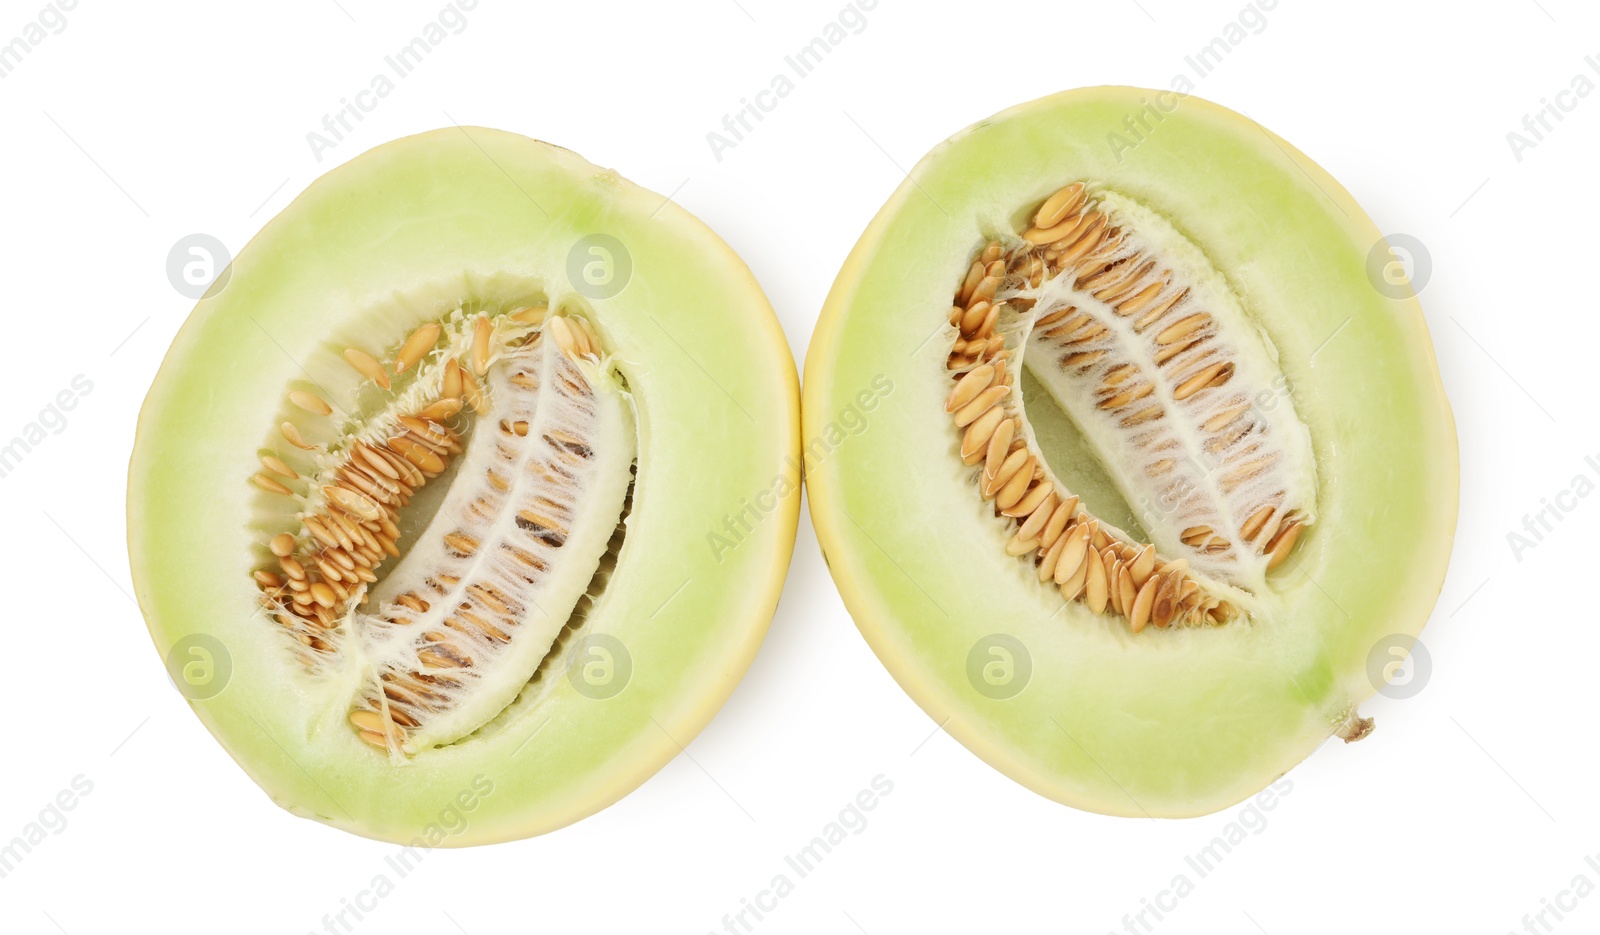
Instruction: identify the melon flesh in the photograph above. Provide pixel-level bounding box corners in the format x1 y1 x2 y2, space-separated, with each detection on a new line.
128 129 800 845
803 87 1458 817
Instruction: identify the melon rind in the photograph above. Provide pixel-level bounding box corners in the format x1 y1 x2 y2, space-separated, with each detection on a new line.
803 87 1458 817
128 129 800 844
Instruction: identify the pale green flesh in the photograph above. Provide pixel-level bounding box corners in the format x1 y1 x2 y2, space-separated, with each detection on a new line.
805 88 1458 817
129 129 800 844
1018 368 1146 540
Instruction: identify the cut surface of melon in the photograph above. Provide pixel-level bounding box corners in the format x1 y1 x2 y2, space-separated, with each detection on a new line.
804 87 1458 817
129 128 800 844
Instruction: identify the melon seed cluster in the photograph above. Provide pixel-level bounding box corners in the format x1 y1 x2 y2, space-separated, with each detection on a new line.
945 351 1209 631
249 307 623 751
248 312 528 650
944 182 1309 630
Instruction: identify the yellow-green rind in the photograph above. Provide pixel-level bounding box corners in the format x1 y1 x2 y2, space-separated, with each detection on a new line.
129 129 800 844
804 87 1457 817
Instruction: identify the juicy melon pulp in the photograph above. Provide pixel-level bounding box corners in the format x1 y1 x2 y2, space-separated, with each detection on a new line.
804 87 1458 817
129 128 800 844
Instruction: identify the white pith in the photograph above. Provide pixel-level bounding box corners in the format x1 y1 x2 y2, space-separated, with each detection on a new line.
358 335 635 752
258 311 637 756
1009 190 1318 592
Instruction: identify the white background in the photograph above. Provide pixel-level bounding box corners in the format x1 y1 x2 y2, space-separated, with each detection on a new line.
1 1 1594 933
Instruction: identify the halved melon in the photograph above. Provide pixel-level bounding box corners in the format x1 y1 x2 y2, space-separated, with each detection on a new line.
804 87 1457 816
128 129 800 844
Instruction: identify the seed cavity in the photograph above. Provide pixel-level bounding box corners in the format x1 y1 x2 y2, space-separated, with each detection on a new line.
251 305 636 755
943 183 1319 630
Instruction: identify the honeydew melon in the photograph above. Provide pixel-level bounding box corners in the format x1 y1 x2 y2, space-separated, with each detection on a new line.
129 128 800 845
804 87 1457 817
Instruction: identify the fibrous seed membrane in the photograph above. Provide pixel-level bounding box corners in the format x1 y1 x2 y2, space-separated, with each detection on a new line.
250 307 636 756
944 182 1318 631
